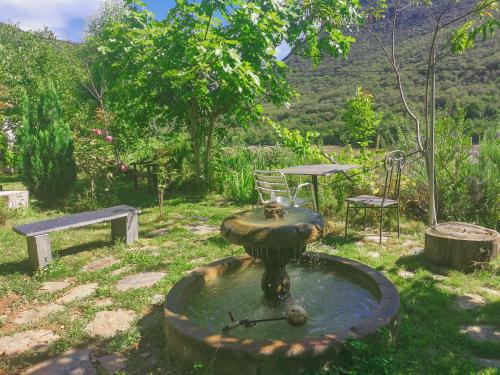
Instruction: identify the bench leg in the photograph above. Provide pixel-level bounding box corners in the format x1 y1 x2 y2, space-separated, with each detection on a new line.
111 212 139 245
27 234 52 269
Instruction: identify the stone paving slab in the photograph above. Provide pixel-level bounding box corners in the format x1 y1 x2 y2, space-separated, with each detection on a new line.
408 247 424 255
397 270 415 279
362 234 388 244
98 354 127 374
0 329 59 357
83 257 120 272
454 294 486 310
14 303 65 325
111 266 133 276
185 223 219 236
39 281 70 293
474 357 500 369
460 325 500 343
94 298 114 308
367 251 380 258
85 309 136 338
480 287 500 297
56 283 98 304
22 348 95 375
116 272 166 292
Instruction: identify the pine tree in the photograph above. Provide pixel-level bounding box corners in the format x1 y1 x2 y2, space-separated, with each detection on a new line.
21 82 76 200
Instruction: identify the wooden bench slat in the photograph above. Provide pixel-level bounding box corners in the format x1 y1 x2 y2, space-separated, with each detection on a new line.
13 205 140 237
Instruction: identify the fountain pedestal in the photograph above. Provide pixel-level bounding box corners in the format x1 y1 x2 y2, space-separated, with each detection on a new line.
221 204 323 301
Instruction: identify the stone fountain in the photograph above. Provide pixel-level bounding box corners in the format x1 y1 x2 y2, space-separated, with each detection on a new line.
163 204 399 374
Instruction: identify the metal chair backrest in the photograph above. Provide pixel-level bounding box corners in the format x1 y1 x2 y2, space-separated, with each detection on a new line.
253 170 292 205
382 150 406 202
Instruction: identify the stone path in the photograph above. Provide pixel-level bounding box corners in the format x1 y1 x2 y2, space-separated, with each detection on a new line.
185 223 219 235
56 283 98 304
14 303 64 325
83 257 119 272
0 329 58 357
397 270 415 279
98 354 127 374
116 272 166 291
367 251 380 259
85 309 136 338
474 357 500 370
94 298 114 308
22 348 95 375
39 281 70 293
111 266 132 276
480 287 500 297
363 234 388 244
408 247 424 255
454 294 486 310
460 325 500 343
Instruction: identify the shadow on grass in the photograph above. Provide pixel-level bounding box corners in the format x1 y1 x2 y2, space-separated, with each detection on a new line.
323 233 361 246
395 253 450 275
0 240 110 276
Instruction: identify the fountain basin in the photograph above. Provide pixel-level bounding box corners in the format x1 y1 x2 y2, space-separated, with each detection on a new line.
163 253 399 375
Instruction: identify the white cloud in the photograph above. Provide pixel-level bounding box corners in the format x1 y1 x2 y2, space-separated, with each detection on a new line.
0 0 101 41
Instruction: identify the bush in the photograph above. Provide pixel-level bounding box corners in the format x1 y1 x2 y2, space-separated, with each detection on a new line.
20 82 77 201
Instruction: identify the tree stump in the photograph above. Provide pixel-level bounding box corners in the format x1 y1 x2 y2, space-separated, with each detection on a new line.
424 222 499 272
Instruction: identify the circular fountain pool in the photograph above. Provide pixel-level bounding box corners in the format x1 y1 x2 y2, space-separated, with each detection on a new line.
163 253 399 375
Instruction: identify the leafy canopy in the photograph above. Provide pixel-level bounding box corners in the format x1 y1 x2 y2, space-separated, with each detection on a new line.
98 0 362 179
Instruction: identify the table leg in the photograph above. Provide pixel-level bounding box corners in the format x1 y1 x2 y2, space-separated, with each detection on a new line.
312 175 319 211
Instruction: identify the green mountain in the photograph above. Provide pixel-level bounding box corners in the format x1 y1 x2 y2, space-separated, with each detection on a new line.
253 3 499 146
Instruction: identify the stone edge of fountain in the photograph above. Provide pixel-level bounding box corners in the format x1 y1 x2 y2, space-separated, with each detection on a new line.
163 253 400 370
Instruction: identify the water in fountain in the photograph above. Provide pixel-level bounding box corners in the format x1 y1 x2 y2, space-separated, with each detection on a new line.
183 262 378 341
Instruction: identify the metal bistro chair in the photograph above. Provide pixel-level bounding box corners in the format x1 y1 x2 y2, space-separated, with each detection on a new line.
254 170 317 211
344 150 406 245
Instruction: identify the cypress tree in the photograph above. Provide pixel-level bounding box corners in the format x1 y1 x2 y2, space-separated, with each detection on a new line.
21 82 76 201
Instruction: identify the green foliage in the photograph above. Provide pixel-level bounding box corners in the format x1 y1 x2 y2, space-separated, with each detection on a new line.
341 86 381 147
20 83 77 201
434 106 474 222
98 0 362 182
271 122 322 160
474 126 500 229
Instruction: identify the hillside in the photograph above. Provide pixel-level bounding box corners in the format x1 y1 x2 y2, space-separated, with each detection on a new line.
253 2 500 145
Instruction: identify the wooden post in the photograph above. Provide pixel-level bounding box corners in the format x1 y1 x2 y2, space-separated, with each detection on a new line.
27 234 52 269
429 52 437 226
111 211 139 244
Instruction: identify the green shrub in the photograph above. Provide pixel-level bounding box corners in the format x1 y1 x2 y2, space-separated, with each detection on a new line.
474 126 499 230
20 82 76 201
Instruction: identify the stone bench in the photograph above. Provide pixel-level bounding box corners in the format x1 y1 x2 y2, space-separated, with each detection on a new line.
13 205 140 269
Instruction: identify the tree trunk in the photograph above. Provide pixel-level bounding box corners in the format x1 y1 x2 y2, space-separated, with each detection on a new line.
424 222 499 272
203 117 215 183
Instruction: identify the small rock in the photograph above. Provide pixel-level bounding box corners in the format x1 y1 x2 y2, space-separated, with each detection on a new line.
362 234 388 244
98 354 127 374
480 287 500 297
0 329 59 357
192 215 209 222
13 303 65 325
460 325 500 343
83 257 120 272
116 272 166 292
22 348 95 374
397 270 415 279
150 294 164 305
85 309 136 338
140 352 152 358
431 274 448 281
111 266 132 276
39 281 70 293
94 298 114 308
185 223 219 236
474 357 500 369
56 283 98 304
454 294 486 310
367 251 380 258
149 227 170 237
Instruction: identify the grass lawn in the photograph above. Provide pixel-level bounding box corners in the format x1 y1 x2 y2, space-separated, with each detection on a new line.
0 175 498 374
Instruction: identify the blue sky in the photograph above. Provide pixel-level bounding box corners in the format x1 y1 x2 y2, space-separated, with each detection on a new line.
0 0 176 42
0 0 290 58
